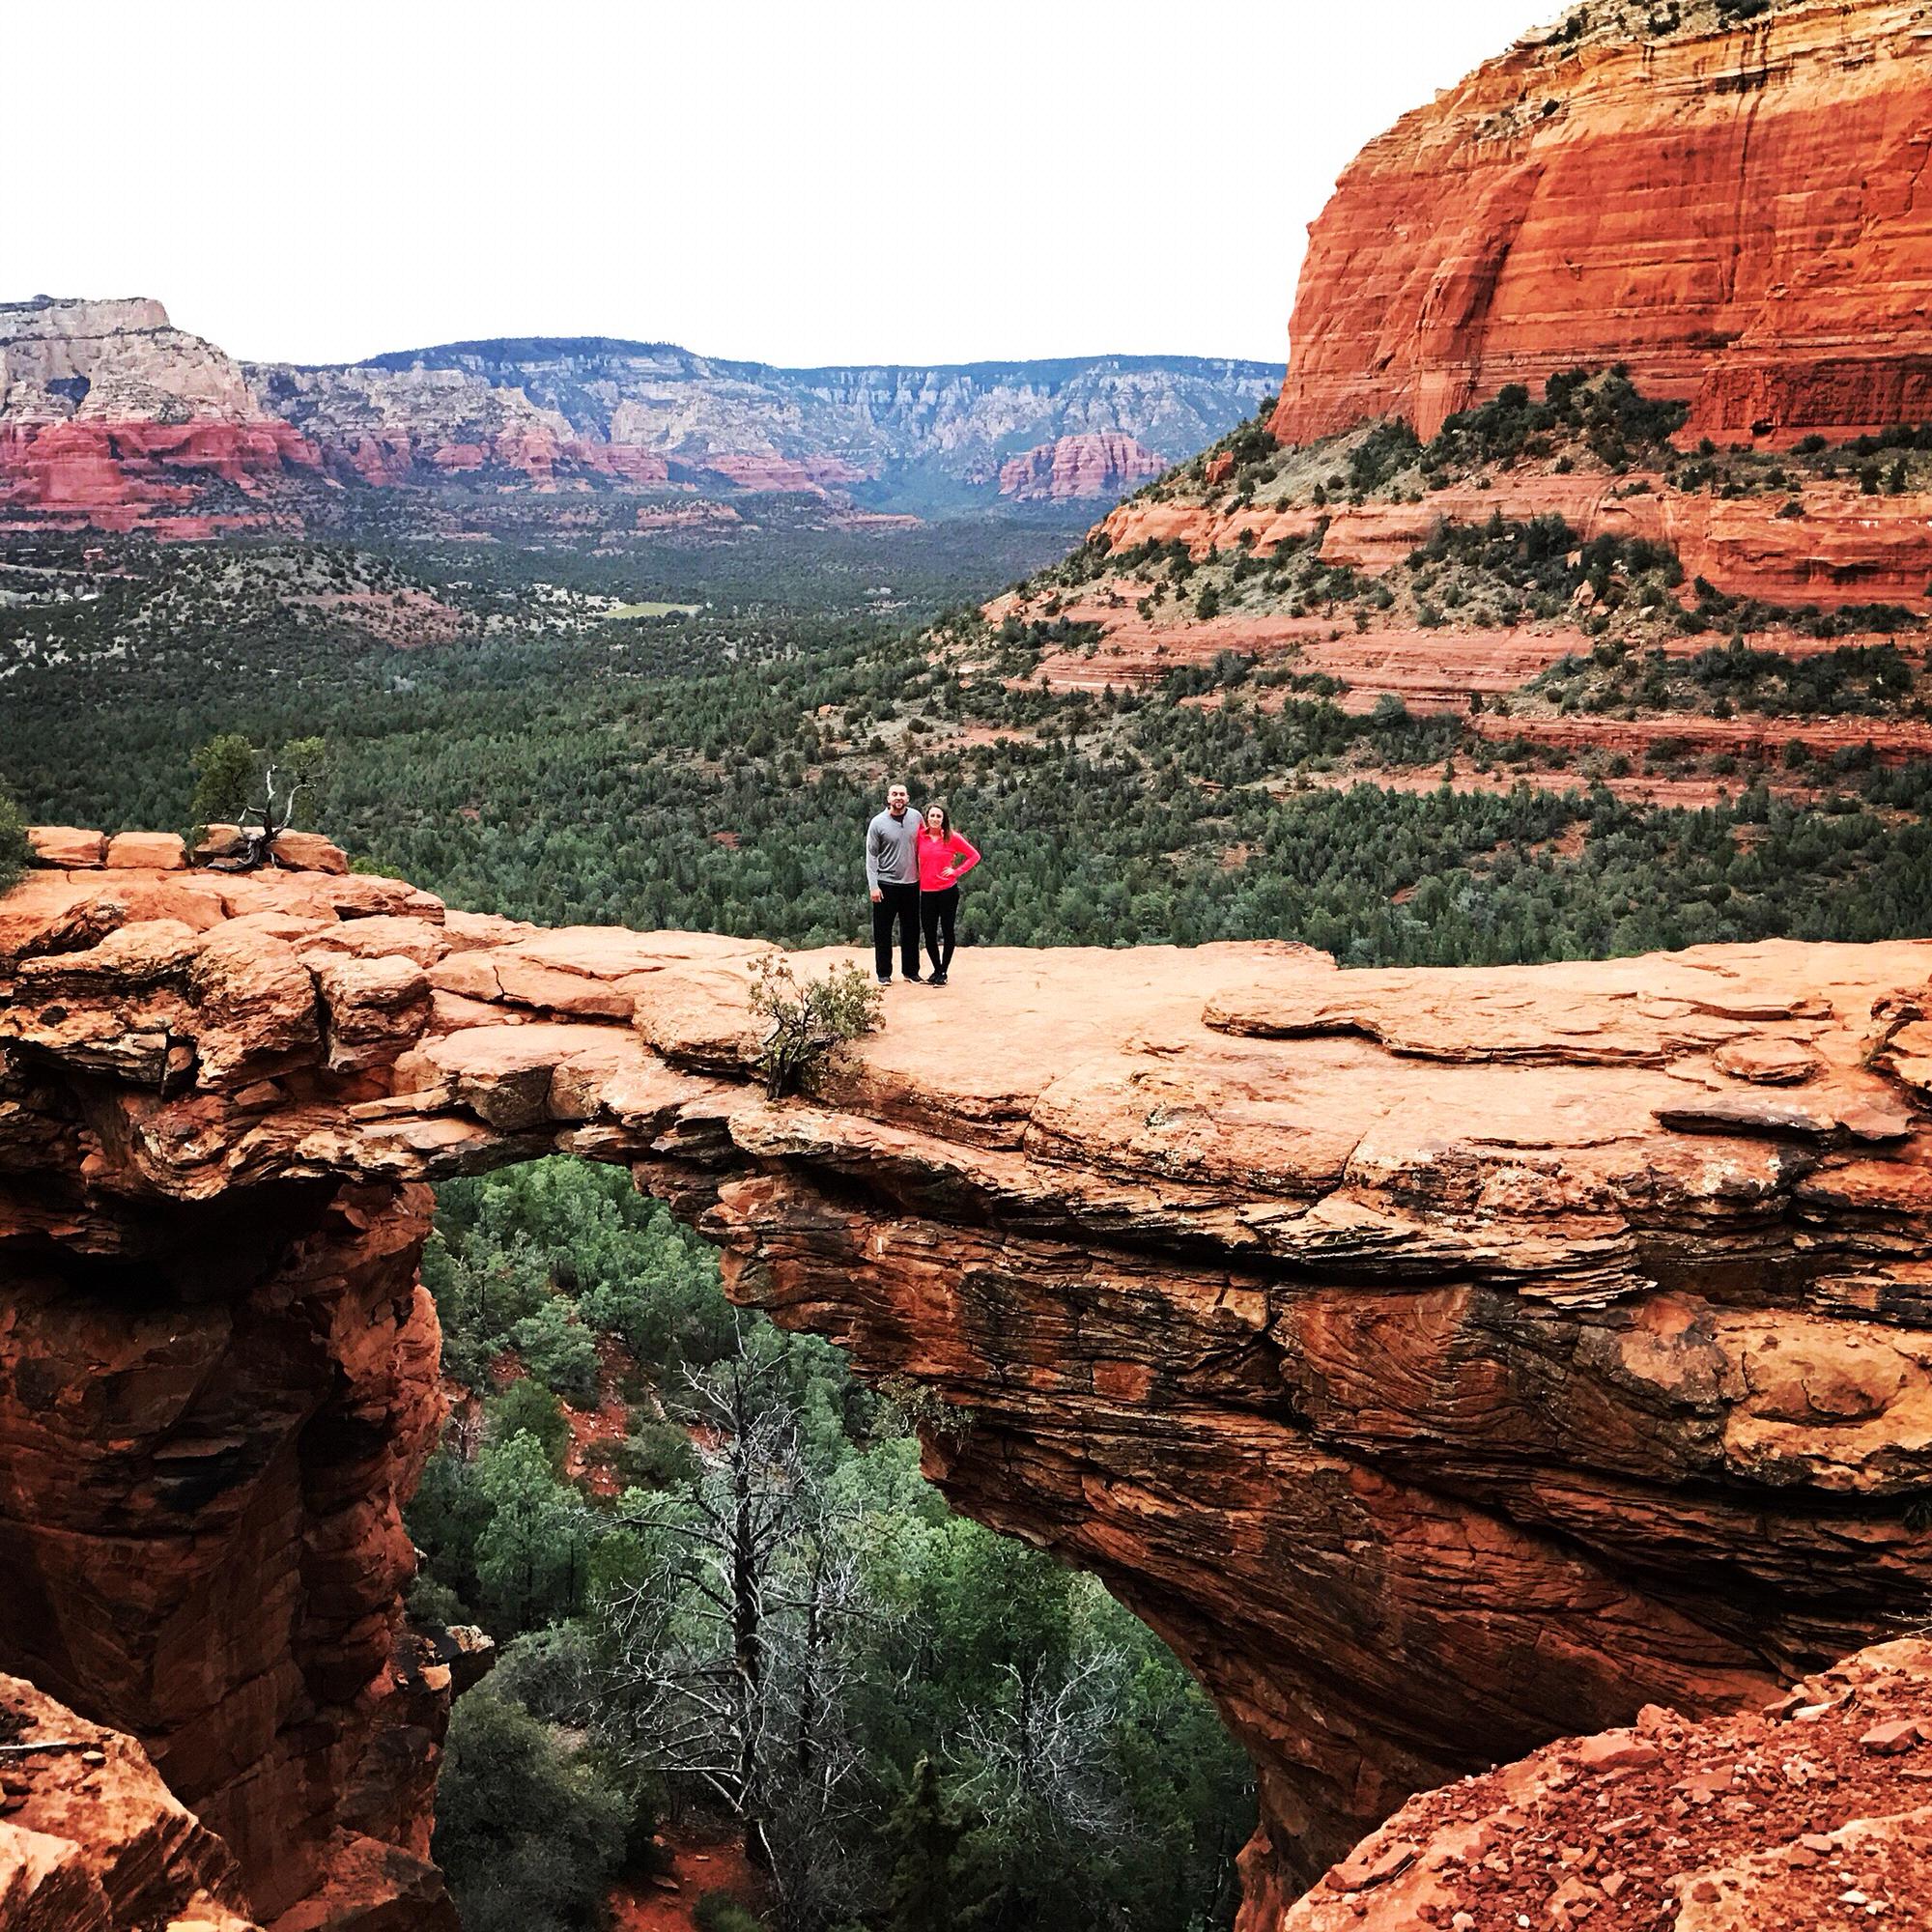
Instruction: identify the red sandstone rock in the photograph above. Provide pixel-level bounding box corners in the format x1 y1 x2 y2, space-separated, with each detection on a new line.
5 862 1932 1924
269 831 350 875
26 827 106 869
1277 1640 1932 1932
102 832 186 871
1099 471 1932 610
692 451 868 497
0 420 324 519
0 1672 261 1931
997 433 1167 502
1271 2 1932 448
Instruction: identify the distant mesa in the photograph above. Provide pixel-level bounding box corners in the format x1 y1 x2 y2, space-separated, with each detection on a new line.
0 297 1276 531
997 431 1169 502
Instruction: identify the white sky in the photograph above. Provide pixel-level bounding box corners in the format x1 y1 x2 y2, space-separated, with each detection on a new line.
15 0 1545 369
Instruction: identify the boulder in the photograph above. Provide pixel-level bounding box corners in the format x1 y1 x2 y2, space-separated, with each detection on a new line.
103 831 186 871
269 831 350 875
26 825 106 868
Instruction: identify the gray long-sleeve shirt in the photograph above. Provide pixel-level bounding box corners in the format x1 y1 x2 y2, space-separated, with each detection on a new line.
866 807 922 891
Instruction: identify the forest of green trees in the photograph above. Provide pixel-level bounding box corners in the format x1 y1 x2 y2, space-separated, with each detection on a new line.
6 553 1932 967
410 1160 1250 1932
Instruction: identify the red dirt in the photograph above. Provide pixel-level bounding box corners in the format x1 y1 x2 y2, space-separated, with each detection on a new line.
610 1830 767 1932
562 1336 638 1497
1284 1640 1932 1932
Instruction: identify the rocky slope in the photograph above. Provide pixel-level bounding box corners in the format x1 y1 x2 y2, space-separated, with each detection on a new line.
1283 1638 1932 1932
4 838 1931 1924
1272 0 1932 446
0 298 1274 527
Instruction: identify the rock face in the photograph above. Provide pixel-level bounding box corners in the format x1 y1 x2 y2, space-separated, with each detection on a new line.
0 300 1275 526
4 843 1932 1924
997 431 1169 501
1099 466 1932 609
0 1672 261 1932
1271 0 1932 446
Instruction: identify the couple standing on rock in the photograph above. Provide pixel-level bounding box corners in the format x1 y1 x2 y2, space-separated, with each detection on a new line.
866 781 981 986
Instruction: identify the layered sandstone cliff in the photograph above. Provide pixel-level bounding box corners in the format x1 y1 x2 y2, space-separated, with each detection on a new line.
997 431 1169 501
1273 0 1932 446
4 842 1931 1924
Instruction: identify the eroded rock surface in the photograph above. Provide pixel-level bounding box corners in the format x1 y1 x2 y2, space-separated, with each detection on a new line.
3 844 1930 1923
1280 1638 1932 1932
0 1671 260 1932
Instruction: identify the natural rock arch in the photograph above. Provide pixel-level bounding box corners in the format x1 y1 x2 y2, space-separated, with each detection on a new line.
3 846 1930 1927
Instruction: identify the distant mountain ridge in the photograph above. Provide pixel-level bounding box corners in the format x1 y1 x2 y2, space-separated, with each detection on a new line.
0 298 1278 531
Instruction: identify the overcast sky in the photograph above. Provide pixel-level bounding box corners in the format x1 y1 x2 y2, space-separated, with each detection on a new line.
16 0 1545 369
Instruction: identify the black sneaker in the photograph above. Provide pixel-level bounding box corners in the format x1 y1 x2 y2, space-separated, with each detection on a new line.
904 973 923 983
877 975 893 986
930 972 948 986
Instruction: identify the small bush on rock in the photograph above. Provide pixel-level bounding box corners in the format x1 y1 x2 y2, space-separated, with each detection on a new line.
188 731 329 867
750 956 884 1098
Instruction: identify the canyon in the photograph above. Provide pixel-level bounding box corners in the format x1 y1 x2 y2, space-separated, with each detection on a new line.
0 299 1273 529
3 838 1931 1927
10 0 1932 1924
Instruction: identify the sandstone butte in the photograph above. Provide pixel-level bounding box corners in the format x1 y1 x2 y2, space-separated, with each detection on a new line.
3 839 1932 1927
1271 0 1932 448
996 433 1169 503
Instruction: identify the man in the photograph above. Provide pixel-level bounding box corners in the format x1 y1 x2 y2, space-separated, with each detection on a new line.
866 781 923 984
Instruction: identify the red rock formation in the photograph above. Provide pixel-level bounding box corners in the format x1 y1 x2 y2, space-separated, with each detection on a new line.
1271 1 1932 448
998 432 1168 501
1098 471 1932 609
0 1672 261 1931
1281 1639 1932 1932
5 843 1932 1921
687 451 869 497
1 300 1268 526
0 420 324 518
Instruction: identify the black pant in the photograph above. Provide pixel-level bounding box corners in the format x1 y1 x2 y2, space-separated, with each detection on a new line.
921 887 958 976
872 882 922 980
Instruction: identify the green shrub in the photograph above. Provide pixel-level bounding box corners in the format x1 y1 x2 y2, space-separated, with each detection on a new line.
616 1418 701 1490
434 1689 627 1932
508 1298 602 1406
487 1378 572 1466
749 955 883 1098
0 785 26 895
694 1896 768 1932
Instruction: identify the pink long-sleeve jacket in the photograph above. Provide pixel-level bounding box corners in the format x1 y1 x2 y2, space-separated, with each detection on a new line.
916 827 980 891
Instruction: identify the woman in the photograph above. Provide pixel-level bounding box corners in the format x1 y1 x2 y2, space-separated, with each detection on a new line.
916 802 980 986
